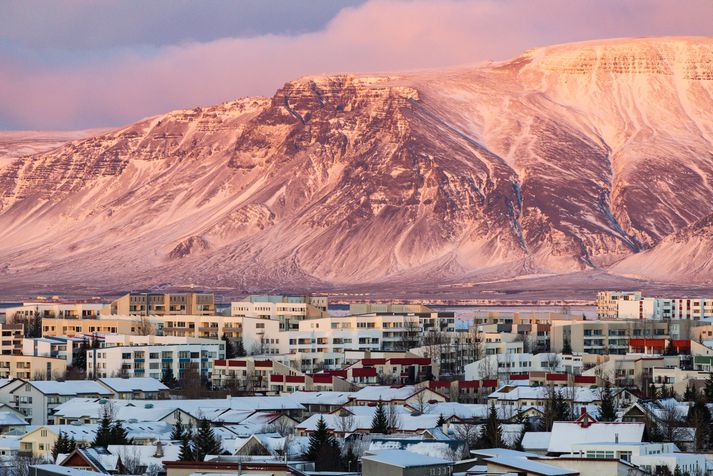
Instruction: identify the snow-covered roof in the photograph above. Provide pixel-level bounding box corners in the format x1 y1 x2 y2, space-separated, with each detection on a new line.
485 455 578 475
548 422 644 453
297 413 441 433
289 391 353 406
338 404 412 418
25 422 173 442
369 439 462 461
0 435 20 450
52 396 304 421
0 411 28 426
107 443 180 466
351 385 422 402
98 377 168 393
424 402 487 420
489 386 606 403
24 380 113 396
522 431 551 450
363 449 450 468
27 465 101 476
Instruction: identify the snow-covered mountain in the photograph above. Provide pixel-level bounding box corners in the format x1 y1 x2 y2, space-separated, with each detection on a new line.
1 37 712 293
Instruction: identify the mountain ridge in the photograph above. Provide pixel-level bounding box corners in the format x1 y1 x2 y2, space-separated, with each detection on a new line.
1 36 713 294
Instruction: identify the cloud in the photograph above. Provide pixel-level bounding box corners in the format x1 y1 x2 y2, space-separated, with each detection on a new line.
1 0 712 130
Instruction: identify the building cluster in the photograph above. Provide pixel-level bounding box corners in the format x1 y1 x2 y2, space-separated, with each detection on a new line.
2 290 713 476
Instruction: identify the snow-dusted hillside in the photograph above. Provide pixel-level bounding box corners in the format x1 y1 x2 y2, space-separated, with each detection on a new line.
1 37 712 292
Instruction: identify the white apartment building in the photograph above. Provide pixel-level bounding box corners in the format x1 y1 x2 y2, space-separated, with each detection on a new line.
21 336 85 366
464 352 584 381
596 291 642 319
86 337 224 380
598 291 713 320
570 442 705 475
230 295 329 329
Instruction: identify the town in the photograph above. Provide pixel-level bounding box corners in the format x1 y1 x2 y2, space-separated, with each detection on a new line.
0 291 711 476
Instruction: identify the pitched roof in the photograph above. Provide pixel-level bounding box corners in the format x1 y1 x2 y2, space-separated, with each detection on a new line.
485 455 578 476
362 449 450 468
23 380 113 396
97 377 168 393
548 421 644 453
351 385 422 402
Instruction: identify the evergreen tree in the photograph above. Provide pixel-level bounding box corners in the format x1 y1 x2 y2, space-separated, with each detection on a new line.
192 418 223 462
341 443 358 472
161 368 178 388
644 415 664 443
222 335 236 359
235 338 247 357
562 339 573 355
179 434 194 461
598 380 617 422
171 413 185 440
436 414 447 427
110 420 131 445
705 373 713 403
303 416 341 471
664 341 677 356
480 403 504 448
51 431 76 462
371 401 390 434
93 406 113 447
683 385 696 403
687 399 711 450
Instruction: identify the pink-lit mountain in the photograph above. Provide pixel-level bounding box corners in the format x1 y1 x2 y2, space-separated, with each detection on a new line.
1 37 712 294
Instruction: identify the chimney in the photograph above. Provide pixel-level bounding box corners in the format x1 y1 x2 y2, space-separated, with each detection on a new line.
580 406 586 416
442 421 449 435
153 440 164 458
615 433 619 444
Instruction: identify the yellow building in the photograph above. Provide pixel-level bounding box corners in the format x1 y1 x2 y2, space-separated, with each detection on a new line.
0 355 67 380
102 292 215 316
41 317 145 337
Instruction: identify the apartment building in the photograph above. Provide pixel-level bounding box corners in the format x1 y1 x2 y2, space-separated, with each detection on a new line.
596 291 642 319
22 336 85 366
551 320 670 355
0 324 23 355
102 292 215 316
86 338 224 380
4 302 104 320
343 356 433 385
2 380 113 425
582 355 680 390
230 295 328 327
597 291 713 320
41 316 151 337
349 303 456 333
0 355 67 380
464 352 585 381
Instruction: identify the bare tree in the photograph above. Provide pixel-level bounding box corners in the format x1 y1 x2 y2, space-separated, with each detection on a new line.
136 315 154 336
11 455 48 476
386 404 401 432
335 413 356 436
658 401 688 446
413 390 432 415
453 422 480 455
266 416 295 437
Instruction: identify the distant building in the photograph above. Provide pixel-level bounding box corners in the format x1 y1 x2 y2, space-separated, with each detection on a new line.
87 338 224 380
102 292 215 316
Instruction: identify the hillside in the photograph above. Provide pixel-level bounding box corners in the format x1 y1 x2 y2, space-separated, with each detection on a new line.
1 37 712 296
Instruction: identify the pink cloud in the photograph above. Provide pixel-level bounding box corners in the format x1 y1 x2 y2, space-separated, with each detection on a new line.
1 0 711 130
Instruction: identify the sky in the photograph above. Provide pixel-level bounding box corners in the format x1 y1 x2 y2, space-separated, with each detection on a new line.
1 0 711 130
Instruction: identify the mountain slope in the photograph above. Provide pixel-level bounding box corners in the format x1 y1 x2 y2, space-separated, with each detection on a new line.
1 36 712 292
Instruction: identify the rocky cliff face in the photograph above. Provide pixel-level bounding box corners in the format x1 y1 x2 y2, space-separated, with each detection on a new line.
1 37 713 292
